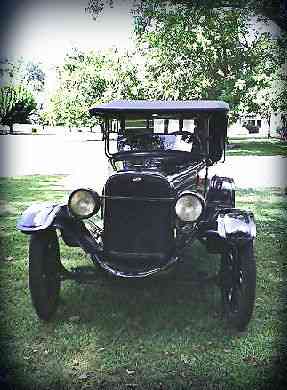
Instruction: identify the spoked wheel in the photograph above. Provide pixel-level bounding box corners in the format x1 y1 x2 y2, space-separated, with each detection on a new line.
219 241 256 331
29 230 61 321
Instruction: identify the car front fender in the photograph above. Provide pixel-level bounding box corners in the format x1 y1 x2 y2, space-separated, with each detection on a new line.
217 209 256 242
16 203 63 232
200 208 256 253
16 203 101 255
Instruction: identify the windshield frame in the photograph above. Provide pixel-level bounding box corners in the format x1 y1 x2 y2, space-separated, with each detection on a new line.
100 110 228 169
104 114 210 155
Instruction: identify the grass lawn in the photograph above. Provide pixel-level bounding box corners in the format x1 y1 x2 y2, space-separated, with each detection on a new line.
226 138 287 156
0 176 287 389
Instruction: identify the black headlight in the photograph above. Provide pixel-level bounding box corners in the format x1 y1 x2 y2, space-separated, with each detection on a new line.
175 191 205 222
68 189 101 219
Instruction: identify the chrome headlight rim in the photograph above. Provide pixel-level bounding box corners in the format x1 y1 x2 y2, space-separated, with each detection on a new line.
68 188 101 219
175 191 205 223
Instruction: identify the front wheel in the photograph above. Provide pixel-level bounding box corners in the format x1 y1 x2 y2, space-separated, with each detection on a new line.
219 240 256 331
29 230 61 321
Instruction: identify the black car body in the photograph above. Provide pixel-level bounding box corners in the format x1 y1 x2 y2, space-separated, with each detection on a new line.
17 100 256 331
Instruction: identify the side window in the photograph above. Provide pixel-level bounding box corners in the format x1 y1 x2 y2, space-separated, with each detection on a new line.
154 119 197 134
168 120 179 133
183 119 195 133
125 119 153 135
153 119 179 133
109 119 119 132
154 119 164 133
126 119 146 129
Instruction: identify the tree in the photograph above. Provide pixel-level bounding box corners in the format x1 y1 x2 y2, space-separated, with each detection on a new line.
252 31 287 136
0 59 44 131
0 85 37 134
46 48 144 128
0 59 45 93
86 0 287 30
273 32 287 113
85 1 286 122
132 2 286 121
22 61 46 93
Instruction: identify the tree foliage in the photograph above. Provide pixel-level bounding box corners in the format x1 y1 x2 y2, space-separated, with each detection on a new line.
85 1 286 122
42 2 287 128
0 59 45 93
86 0 287 30
46 48 144 127
22 62 46 92
133 2 286 121
0 85 37 133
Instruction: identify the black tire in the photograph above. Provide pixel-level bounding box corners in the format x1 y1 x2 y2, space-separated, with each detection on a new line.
29 230 61 321
220 240 256 331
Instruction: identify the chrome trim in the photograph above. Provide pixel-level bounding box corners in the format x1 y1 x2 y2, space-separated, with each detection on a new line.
101 195 175 202
167 161 205 190
175 190 205 222
92 254 180 278
217 210 256 239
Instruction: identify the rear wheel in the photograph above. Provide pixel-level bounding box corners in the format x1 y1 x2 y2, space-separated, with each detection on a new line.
29 230 61 321
220 241 256 331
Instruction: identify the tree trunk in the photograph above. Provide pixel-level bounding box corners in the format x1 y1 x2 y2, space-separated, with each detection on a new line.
267 116 271 139
9 123 13 134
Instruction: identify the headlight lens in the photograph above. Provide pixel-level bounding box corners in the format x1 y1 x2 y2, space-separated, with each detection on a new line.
68 189 100 219
175 192 204 222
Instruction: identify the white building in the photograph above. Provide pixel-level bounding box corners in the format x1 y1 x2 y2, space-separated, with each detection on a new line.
228 112 286 138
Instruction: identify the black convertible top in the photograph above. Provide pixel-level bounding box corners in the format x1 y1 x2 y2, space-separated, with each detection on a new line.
90 100 229 117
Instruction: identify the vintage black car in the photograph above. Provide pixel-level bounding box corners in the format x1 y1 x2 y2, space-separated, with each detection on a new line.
17 100 256 331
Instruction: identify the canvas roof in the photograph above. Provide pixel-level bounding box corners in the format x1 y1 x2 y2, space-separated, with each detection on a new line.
90 100 229 117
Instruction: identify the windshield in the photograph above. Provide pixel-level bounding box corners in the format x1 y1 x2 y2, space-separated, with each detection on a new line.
117 133 200 153
107 118 204 155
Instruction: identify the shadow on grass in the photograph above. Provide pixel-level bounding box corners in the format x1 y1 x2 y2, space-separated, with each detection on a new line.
1 178 285 389
55 241 224 343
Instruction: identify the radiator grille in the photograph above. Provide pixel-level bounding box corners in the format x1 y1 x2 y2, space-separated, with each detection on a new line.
103 173 174 268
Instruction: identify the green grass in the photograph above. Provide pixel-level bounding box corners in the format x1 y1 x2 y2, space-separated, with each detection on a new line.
226 138 287 156
0 176 287 389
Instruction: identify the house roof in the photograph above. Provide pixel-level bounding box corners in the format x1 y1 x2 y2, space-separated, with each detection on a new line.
90 100 229 117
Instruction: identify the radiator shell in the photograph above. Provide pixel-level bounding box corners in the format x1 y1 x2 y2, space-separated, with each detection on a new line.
103 172 174 271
